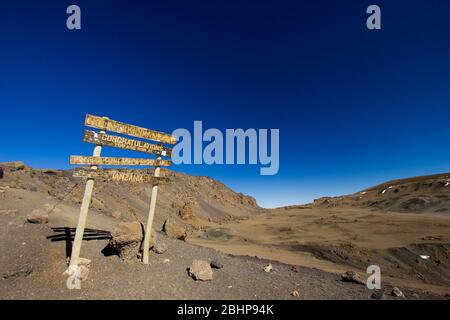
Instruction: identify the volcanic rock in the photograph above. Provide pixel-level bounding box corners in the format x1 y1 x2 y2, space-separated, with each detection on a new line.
392 287 405 298
210 260 223 269
109 221 155 260
26 210 49 224
341 271 365 285
163 218 187 240
189 260 213 281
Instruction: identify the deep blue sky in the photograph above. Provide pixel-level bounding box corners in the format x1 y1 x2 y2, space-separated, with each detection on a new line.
1 1 450 208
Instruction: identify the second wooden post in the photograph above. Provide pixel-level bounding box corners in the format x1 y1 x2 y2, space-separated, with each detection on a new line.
142 154 162 264
69 138 103 267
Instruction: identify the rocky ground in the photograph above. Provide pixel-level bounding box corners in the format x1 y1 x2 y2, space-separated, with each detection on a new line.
0 162 449 300
190 174 450 297
0 216 440 300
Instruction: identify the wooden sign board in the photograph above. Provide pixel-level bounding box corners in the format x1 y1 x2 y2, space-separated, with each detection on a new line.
83 130 172 157
69 114 174 269
73 168 169 184
85 114 177 145
70 155 172 167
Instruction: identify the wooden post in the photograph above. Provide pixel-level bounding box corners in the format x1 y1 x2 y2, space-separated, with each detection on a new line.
142 154 162 264
69 132 103 267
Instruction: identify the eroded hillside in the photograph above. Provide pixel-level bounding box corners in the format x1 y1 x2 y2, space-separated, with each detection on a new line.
0 162 262 232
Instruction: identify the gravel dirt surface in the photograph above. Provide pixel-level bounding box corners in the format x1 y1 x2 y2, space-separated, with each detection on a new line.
0 163 448 300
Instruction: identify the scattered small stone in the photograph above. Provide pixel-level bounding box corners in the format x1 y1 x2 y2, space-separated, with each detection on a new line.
341 271 365 285
371 291 386 300
291 290 300 298
291 266 300 273
189 260 213 281
163 218 187 240
263 264 273 273
152 242 168 254
26 210 49 224
210 260 223 269
163 259 170 264
392 287 405 298
411 293 420 299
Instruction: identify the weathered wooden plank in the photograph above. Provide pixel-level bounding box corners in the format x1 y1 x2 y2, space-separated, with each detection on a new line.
83 130 172 157
73 168 169 184
70 156 172 167
85 114 177 145
142 155 162 264
69 142 103 269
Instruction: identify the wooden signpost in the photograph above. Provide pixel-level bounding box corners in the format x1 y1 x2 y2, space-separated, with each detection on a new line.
69 135 103 269
83 130 172 157
70 155 172 167
85 114 177 145
69 115 176 268
73 168 170 184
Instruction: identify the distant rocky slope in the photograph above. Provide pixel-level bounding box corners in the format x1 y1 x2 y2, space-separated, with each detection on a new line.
0 161 262 232
311 173 450 213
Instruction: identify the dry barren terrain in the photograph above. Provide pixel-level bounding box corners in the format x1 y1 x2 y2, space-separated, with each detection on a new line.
0 162 448 299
